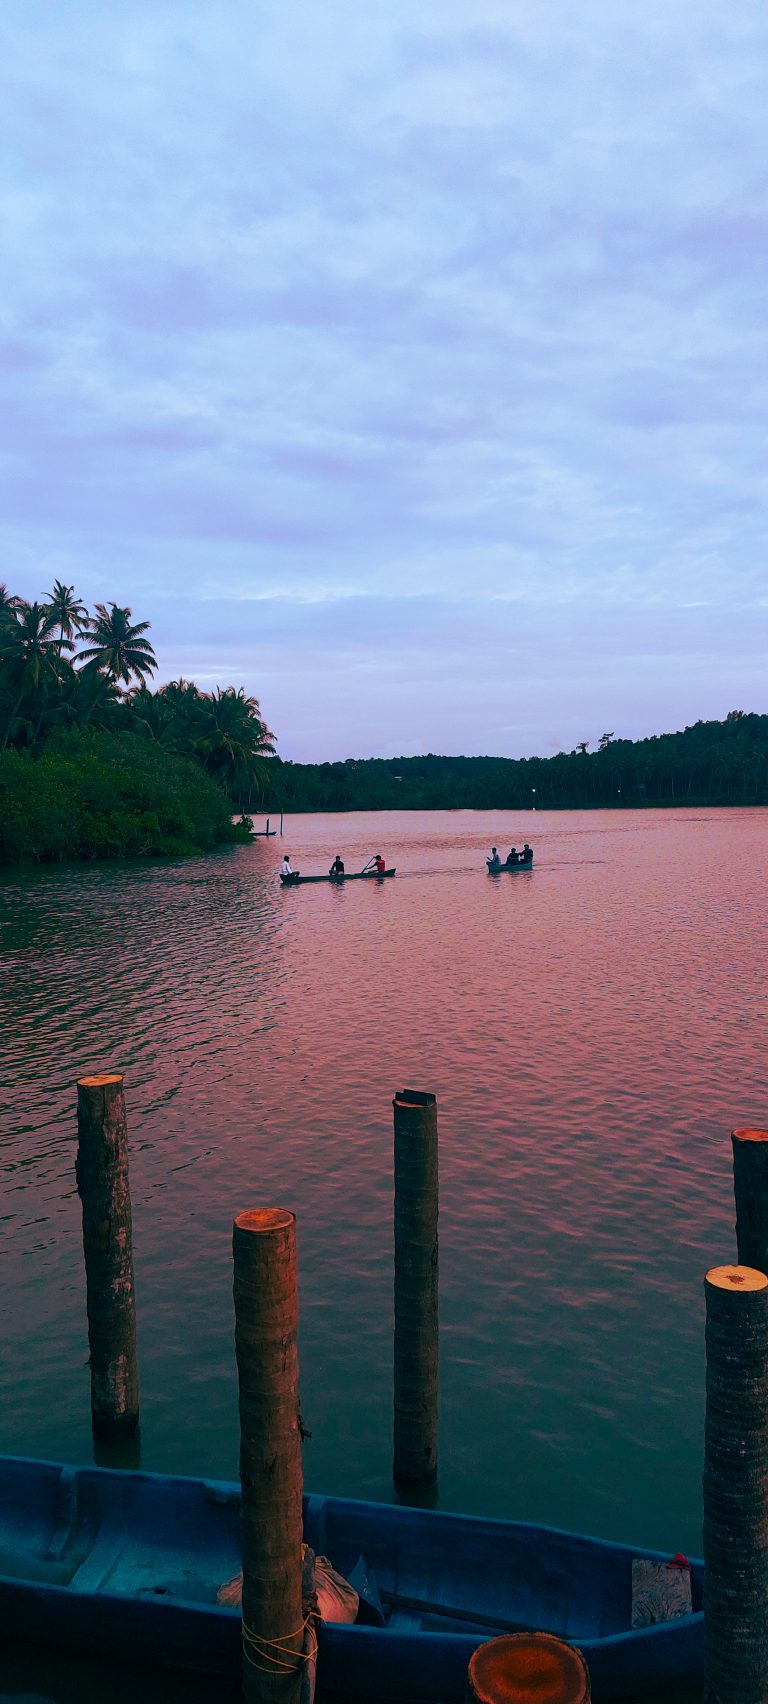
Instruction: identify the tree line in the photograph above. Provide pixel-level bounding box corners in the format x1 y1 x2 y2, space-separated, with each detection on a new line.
251 712 768 813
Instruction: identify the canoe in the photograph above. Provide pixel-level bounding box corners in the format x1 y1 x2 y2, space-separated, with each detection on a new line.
0 1456 702 1701
486 857 533 873
281 868 396 884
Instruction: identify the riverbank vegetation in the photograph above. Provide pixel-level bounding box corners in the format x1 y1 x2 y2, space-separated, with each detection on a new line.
252 713 768 813
0 582 275 864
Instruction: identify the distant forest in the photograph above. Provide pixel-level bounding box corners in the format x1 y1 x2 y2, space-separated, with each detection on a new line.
252 713 768 813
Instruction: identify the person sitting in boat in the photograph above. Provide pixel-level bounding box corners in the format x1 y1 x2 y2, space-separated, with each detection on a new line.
522 843 533 863
505 847 518 866
329 854 345 876
281 855 294 876
373 854 386 874
487 846 501 870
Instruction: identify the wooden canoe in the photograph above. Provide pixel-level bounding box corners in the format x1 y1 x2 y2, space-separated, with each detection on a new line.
0 1456 702 1701
486 857 533 873
280 868 396 884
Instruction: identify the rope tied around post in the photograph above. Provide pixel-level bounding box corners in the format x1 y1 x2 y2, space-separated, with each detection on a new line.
242 1612 319 1674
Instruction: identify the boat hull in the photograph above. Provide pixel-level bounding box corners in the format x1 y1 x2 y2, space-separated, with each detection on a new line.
0 1458 702 1700
487 858 533 873
281 869 396 884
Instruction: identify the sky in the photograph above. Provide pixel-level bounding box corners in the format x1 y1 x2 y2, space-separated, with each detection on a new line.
1 1 766 761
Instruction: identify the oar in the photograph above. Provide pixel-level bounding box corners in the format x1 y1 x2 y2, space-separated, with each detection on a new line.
360 856 376 873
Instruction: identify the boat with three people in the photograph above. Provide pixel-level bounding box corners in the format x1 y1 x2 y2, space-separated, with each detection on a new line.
486 844 534 873
281 853 395 885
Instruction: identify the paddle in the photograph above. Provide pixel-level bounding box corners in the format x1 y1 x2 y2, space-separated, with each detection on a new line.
360 856 377 873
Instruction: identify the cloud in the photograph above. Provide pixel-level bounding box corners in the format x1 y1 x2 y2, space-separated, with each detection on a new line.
0 0 766 756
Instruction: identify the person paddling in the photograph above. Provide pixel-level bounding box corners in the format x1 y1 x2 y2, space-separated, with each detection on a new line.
373 854 386 874
487 846 501 870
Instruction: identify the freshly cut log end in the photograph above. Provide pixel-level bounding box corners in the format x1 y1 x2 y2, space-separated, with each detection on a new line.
705 1263 768 1293
234 1207 295 1235
467 1631 590 1703
77 1073 125 1090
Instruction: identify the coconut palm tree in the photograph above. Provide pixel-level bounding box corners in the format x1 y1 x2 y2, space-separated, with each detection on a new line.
0 584 23 632
193 687 276 795
47 581 88 656
0 601 66 750
78 603 157 686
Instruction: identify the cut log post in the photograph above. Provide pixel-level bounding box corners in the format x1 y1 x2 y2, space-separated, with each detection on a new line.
704 1264 768 1704
732 1128 768 1271
466 1632 590 1702
75 1073 139 1437
393 1088 438 1488
233 1208 305 1704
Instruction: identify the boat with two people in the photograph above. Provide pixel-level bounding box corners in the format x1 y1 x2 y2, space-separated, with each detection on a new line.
281 853 395 886
0 1454 703 1702
486 844 533 874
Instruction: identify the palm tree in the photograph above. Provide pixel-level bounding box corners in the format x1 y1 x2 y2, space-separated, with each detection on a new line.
0 584 23 632
47 581 88 656
125 682 181 748
78 603 157 686
0 601 66 750
193 687 276 797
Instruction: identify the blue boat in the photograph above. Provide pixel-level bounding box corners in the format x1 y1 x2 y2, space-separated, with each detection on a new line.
0 1456 702 1701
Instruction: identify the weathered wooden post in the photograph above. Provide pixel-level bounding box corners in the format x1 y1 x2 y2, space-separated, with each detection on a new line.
75 1073 139 1437
704 1263 768 1704
466 1632 590 1702
393 1088 438 1488
732 1128 768 1271
233 1208 305 1704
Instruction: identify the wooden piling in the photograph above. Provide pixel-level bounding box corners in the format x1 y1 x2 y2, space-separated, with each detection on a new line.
393 1088 438 1487
75 1073 139 1437
466 1632 590 1702
233 1208 305 1704
732 1128 768 1271
704 1264 768 1704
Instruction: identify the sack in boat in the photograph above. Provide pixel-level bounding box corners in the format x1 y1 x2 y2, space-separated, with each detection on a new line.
216 1548 359 1625
631 1555 692 1627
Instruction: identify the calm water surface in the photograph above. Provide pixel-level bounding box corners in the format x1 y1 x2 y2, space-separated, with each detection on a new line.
1 809 766 1582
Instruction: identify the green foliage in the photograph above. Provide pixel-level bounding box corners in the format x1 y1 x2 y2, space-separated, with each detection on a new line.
0 731 245 865
254 714 768 813
0 580 277 863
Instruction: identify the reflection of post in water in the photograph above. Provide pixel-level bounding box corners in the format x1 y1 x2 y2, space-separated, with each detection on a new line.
92 1427 142 1471
76 1073 140 1438
704 1263 768 1704
393 1088 439 1491
233 1207 305 1704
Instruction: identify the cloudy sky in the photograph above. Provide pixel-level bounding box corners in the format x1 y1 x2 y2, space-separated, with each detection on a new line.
2 2 766 760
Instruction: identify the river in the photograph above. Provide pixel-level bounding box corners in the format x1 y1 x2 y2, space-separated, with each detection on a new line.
1 807 765 1697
